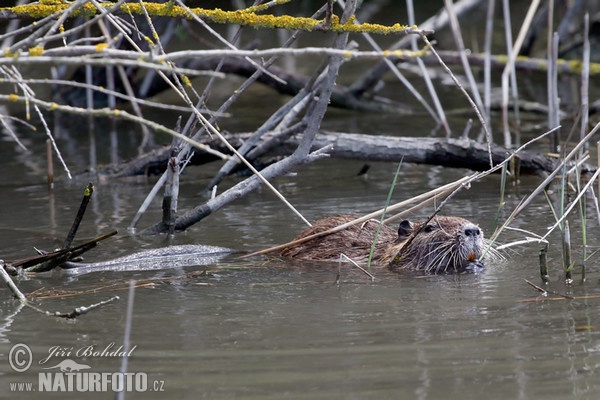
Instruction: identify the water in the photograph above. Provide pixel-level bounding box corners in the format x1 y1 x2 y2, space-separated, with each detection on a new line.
1 157 599 399
2 255 600 399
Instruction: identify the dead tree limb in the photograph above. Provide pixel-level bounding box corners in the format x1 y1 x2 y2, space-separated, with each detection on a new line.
181 58 412 113
95 129 565 182
6 231 118 274
0 263 120 319
62 182 94 249
141 0 359 234
139 115 571 236
348 0 484 98
153 50 600 118
306 132 559 175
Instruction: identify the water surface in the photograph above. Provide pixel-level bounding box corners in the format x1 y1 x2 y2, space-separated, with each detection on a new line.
1 159 599 399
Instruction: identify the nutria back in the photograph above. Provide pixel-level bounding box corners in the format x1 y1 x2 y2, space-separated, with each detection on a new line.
280 215 398 263
281 214 489 273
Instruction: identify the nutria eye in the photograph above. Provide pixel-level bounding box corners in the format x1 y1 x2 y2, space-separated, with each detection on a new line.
423 224 436 233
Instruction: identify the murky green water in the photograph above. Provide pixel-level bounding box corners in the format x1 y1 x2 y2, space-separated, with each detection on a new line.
1 158 599 399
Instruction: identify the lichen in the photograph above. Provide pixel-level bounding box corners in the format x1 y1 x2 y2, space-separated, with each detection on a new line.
28 45 44 56
565 59 580 73
7 94 19 102
9 2 96 18
390 49 428 59
143 35 155 47
95 43 108 52
244 0 292 14
588 62 600 75
2 2 409 35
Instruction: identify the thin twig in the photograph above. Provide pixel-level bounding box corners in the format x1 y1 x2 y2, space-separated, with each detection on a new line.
524 279 574 300
339 254 376 281
0 94 230 160
1 261 119 318
62 182 94 249
417 33 493 167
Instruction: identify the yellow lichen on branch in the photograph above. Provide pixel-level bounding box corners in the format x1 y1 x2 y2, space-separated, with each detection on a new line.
0 2 409 35
7 2 97 19
28 45 44 56
95 43 108 52
244 0 292 14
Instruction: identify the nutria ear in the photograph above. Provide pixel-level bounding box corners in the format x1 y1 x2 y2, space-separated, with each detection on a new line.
397 220 413 239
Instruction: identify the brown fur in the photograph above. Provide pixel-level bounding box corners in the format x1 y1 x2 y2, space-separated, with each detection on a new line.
280 215 397 263
281 214 489 273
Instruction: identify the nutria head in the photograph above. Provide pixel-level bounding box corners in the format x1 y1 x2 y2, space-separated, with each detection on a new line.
383 216 486 273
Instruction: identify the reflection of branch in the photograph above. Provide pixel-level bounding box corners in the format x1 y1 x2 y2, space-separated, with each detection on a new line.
0 262 118 319
524 279 574 300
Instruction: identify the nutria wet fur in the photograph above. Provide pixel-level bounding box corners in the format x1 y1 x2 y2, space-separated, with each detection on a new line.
281 214 489 273
280 215 398 263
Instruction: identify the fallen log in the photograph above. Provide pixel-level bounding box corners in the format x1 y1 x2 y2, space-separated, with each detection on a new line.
306 132 558 175
95 131 564 180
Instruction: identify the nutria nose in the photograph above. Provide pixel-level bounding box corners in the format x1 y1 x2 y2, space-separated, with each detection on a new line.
464 227 481 237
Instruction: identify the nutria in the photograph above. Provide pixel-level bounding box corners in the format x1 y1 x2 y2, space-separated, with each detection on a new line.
280 214 493 273
53 216 490 275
